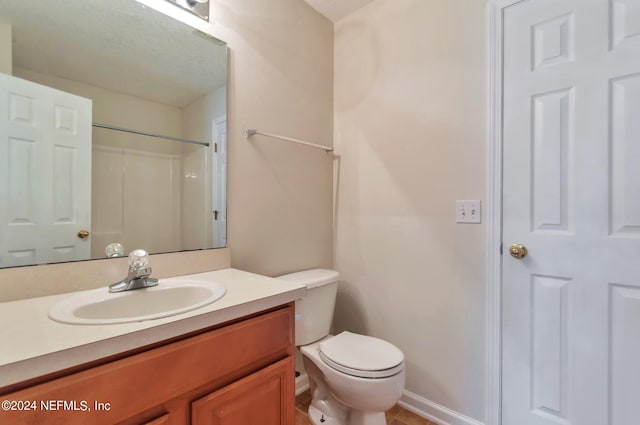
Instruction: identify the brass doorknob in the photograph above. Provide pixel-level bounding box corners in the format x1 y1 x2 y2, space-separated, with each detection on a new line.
77 229 90 239
509 243 527 259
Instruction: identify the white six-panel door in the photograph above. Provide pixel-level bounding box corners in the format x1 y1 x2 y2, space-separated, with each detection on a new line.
502 0 640 424
0 74 92 267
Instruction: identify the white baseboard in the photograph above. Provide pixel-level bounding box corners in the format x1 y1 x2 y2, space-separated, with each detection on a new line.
398 390 485 425
295 372 310 395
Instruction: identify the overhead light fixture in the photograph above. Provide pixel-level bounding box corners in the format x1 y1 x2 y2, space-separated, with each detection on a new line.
165 0 209 21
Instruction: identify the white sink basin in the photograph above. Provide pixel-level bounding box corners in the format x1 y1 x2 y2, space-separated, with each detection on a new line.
48 279 226 325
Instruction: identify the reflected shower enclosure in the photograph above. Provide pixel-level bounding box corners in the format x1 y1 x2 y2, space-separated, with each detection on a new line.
92 127 211 259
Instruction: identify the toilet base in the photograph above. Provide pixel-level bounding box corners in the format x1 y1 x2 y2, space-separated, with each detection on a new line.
308 404 387 425
308 404 345 425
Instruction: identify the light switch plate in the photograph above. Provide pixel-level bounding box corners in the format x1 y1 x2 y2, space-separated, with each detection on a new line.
456 200 481 223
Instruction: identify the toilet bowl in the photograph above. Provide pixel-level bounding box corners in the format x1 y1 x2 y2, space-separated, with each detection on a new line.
277 269 405 425
302 333 405 425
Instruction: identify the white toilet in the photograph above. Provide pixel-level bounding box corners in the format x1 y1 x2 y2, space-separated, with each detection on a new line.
278 269 405 425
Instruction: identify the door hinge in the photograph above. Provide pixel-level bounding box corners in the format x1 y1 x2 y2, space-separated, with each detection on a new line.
214 143 218 153
213 210 218 220
499 243 503 255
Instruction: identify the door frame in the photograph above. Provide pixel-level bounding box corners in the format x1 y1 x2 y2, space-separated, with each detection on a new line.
212 114 227 248
486 1 525 425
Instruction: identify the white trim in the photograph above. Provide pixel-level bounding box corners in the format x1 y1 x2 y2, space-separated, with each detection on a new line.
295 372 310 396
399 390 485 425
486 1 524 425
212 114 227 248
486 3 503 425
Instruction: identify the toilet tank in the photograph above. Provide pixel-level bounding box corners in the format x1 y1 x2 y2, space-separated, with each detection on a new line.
276 269 339 346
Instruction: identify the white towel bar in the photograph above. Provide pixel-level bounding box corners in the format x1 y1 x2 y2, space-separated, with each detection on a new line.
245 128 333 153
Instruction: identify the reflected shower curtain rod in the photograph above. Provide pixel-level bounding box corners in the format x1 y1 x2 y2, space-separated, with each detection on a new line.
92 123 210 147
245 128 333 153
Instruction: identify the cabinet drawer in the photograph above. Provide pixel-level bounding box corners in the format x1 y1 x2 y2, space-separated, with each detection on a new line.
0 306 293 425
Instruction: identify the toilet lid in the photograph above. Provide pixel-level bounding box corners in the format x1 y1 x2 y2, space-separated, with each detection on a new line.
319 332 404 379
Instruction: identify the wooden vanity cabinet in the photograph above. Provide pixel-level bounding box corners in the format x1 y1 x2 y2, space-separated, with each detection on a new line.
0 304 295 425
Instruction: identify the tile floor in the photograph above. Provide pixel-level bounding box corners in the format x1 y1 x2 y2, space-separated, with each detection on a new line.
295 390 437 425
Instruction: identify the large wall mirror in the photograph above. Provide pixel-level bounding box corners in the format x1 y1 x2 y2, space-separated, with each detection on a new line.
0 0 227 268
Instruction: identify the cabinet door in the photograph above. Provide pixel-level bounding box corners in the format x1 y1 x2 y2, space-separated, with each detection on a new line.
192 357 294 425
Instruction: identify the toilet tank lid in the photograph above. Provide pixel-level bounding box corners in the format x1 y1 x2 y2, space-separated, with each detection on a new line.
276 269 339 289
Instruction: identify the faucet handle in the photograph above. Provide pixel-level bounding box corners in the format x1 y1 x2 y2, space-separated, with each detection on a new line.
108 249 157 293
128 249 150 269
134 266 153 278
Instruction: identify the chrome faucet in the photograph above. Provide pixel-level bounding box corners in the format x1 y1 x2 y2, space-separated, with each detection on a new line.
109 249 158 293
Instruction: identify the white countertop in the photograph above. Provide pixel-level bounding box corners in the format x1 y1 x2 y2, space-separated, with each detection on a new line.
0 268 306 389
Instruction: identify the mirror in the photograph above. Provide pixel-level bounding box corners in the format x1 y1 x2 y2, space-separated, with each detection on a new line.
0 0 227 268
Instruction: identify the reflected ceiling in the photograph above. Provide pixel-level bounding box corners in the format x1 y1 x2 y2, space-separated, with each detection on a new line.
1 0 226 107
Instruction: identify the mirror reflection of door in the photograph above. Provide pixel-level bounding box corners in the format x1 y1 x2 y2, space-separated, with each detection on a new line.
0 74 92 267
213 115 227 248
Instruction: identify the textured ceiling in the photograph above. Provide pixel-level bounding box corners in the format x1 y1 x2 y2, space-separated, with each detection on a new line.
304 0 375 22
0 0 227 107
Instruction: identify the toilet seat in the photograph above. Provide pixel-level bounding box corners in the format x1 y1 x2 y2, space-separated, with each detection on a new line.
318 331 404 379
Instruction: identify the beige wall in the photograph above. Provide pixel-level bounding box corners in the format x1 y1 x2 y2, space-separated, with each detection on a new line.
205 0 335 275
0 24 11 74
333 0 487 422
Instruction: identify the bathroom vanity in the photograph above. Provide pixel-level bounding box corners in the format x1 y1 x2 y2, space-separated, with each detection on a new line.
0 269 305 425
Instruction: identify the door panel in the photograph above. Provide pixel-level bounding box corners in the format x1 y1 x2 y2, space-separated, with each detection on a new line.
610 73 640 236
529 275 570 419
610 284 640 425
531 88 573 233
502 0 640 424
611 0 640 50
0 74 92 267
